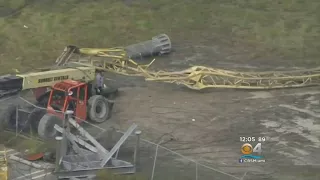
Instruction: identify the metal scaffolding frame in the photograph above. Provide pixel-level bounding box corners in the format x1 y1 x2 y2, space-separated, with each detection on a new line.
53 110 141 179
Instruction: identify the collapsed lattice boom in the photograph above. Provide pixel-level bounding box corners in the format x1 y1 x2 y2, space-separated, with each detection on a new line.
61 47 320 90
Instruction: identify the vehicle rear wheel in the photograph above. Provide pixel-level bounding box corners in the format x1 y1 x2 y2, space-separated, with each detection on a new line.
28 108 46 133
2 104 29 131
37 114 62 139
1 105 16 130
88 95 110 123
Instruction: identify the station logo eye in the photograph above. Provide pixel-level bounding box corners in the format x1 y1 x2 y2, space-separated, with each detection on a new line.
241 143 253 155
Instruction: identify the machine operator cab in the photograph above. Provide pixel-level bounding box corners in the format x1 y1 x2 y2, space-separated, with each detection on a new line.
46 79 116 123
47 80 89 122
37 79 117 139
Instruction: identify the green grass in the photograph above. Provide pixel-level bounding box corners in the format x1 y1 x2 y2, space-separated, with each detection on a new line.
0 131 54 154
0 0 26 11
0 0 319 74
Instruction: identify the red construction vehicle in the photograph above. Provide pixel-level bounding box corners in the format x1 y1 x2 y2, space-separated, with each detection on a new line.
1 66 117 139
36 79 116 139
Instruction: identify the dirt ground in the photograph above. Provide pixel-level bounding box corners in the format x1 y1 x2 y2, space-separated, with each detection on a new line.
0 1 319 179
99 42 320 180
1 42 320 180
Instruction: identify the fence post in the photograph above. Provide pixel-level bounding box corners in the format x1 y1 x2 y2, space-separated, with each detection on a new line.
150 144 159 180
15 106 18 137
196 162 198 180
60 110 73 161
65 110 73 132
55 136 63 171
133 130 141 171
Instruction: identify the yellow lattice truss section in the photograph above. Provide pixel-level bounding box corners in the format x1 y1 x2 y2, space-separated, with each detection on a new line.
58 46 320 90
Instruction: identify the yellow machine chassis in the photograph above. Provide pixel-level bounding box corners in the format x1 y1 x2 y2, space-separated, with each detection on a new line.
17 67 96 90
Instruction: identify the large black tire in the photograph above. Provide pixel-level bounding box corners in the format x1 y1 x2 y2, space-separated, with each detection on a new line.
1 105 17 130
1 104 29 131
88 95 110 123
28 108 46 133
38 114 62 139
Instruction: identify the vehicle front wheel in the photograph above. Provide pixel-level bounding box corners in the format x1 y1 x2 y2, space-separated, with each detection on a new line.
37 114 62 139
88 95 110 123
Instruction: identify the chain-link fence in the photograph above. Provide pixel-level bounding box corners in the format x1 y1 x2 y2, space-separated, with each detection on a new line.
0 94 242 180
0 94 56 179
101 127 241 180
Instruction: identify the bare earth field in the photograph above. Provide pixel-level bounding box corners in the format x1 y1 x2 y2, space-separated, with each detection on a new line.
0 1 320 180
98 43 320 180
1 43 320 180
0 42 319 180
105 83 320 180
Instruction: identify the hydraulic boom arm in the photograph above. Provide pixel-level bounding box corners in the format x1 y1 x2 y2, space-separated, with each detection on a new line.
0 67 96 98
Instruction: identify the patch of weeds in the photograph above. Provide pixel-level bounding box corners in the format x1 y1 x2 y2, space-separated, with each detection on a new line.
0 131 54 154
96 170 147 180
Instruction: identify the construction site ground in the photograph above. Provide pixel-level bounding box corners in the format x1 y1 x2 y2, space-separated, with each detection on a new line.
6 148 55 180
107 81 320 180
1 44 320 180
96 43 320 180
0 1 320 180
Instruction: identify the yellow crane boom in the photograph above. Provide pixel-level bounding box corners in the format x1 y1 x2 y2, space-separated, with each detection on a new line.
1 33 319 97
57 46 320 90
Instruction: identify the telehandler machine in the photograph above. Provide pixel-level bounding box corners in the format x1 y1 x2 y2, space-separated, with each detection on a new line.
1 67 117 139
